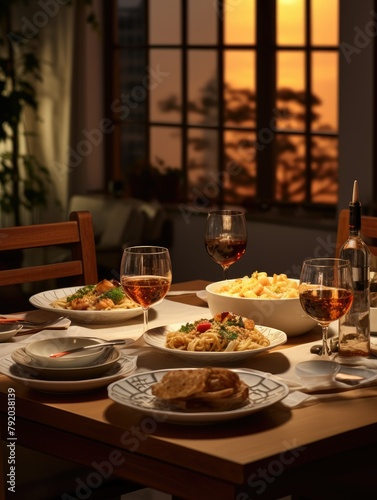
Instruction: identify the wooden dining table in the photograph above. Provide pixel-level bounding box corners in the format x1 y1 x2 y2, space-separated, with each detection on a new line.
0 279 377 500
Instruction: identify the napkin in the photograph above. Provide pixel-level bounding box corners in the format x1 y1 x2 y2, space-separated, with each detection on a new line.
0 300 208 359
0 312 71 357
273 340 377 408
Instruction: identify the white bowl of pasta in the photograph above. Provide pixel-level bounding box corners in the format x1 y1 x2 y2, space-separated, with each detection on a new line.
206 273 317 337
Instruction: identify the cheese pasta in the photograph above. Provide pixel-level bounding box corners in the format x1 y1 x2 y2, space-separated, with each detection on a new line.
165 312 270 352
215 271 299 299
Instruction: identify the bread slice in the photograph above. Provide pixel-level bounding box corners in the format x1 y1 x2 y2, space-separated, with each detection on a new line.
151 367 249 412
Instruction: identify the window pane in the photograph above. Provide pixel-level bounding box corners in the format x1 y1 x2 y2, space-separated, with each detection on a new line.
149 49 181 123
275 134 306 202
277 0 305 45
311 137 338 203
149 0 180 44
224 51 256 128
224 0 256 45
118 0 146 45
187 128 218 205
120 123 146 176
312 0 339 45
150 126 181 170
188 50 218 126
113 0 339 209
224 131 257 204
188 0 217 45
118 48 147 122
276 51 305 130
311 52 338 132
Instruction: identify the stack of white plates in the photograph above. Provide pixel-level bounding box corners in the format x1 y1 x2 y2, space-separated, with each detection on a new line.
0 345 137 393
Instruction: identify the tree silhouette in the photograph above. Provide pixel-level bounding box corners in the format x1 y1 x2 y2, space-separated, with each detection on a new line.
146 78 337 207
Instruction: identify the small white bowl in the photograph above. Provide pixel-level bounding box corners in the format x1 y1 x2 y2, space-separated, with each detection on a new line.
24 337 107 368
0 325 22 342
206 279 317 337
295 360 340 387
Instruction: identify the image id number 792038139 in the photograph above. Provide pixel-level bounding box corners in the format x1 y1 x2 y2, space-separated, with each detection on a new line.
6 387 16 493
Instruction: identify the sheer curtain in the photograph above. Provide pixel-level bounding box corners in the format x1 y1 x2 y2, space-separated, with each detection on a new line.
18 0 104 224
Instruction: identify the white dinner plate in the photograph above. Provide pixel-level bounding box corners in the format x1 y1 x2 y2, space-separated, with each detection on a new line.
143 324 287 363
29 286 143 325
108 368 289 424
0 353 137 393
11 346 121 380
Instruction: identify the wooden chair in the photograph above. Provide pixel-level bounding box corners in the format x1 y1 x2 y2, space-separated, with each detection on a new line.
0 210 98 287
0 211 141 498
335 208 377 257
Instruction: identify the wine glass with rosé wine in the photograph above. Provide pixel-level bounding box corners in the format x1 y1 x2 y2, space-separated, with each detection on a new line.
205 210 247 280
120 246 172 333
299 258 354 358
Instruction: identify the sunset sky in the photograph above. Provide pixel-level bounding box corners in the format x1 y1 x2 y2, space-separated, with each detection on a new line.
144 0 339 198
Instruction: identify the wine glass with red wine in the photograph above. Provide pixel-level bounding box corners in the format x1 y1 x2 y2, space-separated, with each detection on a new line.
299 258 353 358
205 210 247 280
120 246 172 333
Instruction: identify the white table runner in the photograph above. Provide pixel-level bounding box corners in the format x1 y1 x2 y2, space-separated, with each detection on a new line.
1 300 377 408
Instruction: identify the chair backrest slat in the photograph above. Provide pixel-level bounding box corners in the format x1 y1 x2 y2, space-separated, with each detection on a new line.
0 211 98 287
336 208 377 257
0 222 80 250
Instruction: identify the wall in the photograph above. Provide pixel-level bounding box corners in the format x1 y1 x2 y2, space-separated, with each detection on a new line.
168 211 337 283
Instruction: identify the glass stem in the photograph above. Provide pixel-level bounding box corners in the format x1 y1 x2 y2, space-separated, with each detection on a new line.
142 308 149 333
223 266 229 280
321 325 330 357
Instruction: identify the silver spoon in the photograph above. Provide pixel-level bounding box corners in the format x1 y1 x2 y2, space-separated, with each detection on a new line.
49 339 127 358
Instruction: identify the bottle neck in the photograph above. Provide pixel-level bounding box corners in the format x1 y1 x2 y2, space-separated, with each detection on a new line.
349 203 361 236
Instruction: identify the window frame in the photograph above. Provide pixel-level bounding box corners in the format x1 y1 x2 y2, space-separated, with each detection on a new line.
104 0 339 216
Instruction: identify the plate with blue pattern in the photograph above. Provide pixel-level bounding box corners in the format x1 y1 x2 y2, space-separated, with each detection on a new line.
108 367 289 424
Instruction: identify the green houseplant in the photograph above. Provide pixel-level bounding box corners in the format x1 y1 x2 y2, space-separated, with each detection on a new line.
0 0 96 226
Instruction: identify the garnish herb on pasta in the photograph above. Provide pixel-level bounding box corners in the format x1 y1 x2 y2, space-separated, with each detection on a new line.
165 312 270 352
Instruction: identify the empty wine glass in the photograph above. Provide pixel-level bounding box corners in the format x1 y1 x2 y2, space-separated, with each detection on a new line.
299 258 354 358
120 246 172 333
205 210 247 280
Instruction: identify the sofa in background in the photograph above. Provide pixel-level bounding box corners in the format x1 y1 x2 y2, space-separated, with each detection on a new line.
67 195 172 279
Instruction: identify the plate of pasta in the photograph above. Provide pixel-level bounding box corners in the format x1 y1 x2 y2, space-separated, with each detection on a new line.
143 312 287 363
29 280 143 325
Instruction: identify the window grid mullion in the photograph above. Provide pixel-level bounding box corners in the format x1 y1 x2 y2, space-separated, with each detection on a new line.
145 0 150 174
217 0 225 208
256 0 277 203
304 0 313 204
181 0 188 198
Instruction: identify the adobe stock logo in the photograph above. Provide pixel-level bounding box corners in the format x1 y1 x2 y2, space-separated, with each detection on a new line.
236 439 307 499
340 9 377 63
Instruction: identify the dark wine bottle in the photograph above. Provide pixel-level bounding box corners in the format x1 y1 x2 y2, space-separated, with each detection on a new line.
338 180 370 357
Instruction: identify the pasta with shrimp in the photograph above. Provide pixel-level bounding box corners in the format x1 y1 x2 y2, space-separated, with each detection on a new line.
51 279 139 311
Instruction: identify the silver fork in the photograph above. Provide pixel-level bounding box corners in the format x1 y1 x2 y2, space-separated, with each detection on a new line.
13 317 68 336
23 317 66 328
0 316 66 328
